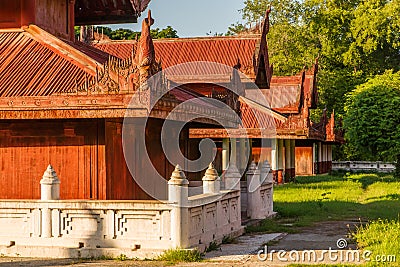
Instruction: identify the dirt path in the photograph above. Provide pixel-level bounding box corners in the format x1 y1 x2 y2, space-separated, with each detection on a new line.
0 220 363 267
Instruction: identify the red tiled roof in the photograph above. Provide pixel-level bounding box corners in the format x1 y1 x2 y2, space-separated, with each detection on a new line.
93 42 135 60
245 76 302 114
65 40 110 64
239 96 286 130
94 36 260 78
0 30 95 97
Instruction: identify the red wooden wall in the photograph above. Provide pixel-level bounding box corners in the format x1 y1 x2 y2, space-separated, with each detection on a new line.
0 120 106 199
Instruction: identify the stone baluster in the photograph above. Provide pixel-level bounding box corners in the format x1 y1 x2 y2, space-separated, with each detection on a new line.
40 165 60 238
168 165 189 248
40 165 60 201
202 163 220 194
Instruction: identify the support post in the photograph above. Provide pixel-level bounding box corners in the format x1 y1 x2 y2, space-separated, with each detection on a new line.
202 163 220 194
168 165 189 248
246 162 261 219
284 140 291 183
222 138 230 171
271 139 278 184
239 139 247 173
290 140 296 180
277 139 284 184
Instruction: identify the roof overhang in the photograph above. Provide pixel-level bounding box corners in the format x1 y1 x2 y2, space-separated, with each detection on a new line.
75 0 150 25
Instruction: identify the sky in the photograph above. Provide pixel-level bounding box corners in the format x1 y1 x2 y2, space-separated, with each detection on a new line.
109 0 245 37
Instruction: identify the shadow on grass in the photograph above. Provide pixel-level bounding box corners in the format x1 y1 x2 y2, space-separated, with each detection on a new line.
295 173 399 190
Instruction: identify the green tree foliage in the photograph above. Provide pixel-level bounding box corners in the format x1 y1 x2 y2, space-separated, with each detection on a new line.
344 71 400 162
238 0 400 115
237 0 400 160
93 26 178 40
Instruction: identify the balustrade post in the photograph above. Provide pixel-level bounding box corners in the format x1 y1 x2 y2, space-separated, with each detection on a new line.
168 165 189 248
202 163 220 194
40 165 60 238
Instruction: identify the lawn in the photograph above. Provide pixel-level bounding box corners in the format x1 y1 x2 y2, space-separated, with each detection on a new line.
247 173 400 231
247 172 400 266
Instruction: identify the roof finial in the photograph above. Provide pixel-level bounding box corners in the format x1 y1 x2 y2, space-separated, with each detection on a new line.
145 10 154 27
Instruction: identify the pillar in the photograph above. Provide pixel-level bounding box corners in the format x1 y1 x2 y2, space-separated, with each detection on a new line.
327 144 333 172
277 139 284 184
313 142 318 175
231 138 237 166
271 139 278 183
168 165 189 248
290 140 296 180
284 140 291 183
40 165 60 238
222 138 230 171
202 163 221 194
246 162 262 219
225 138 241 191
261 160 273 184
239 139 247 173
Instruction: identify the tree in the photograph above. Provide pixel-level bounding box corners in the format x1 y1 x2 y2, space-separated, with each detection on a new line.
344 71 400 164
235 0 400 161
89 26 179 40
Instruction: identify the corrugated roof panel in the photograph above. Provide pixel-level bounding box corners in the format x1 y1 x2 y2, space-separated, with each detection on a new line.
94 37 259 77
0 31 93 97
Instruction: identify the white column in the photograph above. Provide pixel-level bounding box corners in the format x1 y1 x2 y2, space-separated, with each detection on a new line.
284 140 291 182
222 138 230 171
168 165 189 248
202 163 221 194
278 139 284 183
231 138 237 166
290 140 296 179
271 139 278 183
239 139 247 172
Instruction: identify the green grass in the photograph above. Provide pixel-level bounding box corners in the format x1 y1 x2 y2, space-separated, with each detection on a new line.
157 248 203 263
247 173 400 231
352 219 400 266
248 173 400 266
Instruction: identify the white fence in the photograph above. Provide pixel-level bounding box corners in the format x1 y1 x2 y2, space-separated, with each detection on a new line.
332 161 396 173
0 163 273 258
0 200 173 258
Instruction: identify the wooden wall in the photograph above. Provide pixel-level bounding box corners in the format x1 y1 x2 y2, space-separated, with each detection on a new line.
0 0 74 40
295 140 314 176
0 1 22 28
35 0 72 39
0 119 106 199
105 118 188 201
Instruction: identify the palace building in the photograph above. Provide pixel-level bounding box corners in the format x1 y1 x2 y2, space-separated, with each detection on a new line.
0 0 342 258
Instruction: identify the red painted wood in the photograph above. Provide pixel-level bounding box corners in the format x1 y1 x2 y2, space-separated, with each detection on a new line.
0 120 105 199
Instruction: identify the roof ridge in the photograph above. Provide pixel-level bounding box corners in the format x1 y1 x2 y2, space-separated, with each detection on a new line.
24 25 100 75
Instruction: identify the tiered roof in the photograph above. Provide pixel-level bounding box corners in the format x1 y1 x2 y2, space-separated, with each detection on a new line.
0 13 238 127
